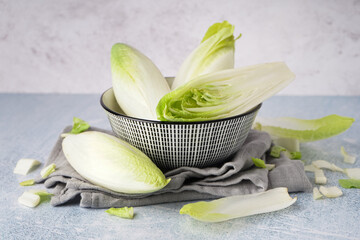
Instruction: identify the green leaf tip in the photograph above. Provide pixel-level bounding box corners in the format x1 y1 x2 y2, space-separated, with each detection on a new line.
252 157 267 168
270 145 286 158
106 207 134 219
70 117 90 134
19 179 35 186
339 179 360 189
40 163 56 178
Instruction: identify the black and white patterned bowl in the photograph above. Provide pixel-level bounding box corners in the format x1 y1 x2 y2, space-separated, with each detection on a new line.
100 88 261 170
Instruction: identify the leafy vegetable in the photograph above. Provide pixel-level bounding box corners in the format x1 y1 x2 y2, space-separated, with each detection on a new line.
13 158 41 175
252 157 267 168
70 117 90 134
314 169 327 184
106 207 134 219
18 191 41 208
288 151 302 160
265 164 276 171
319 186 343 198
111 43 170 120
19 179 35 186
312 160 343 172
62 131 171 194
171 21 240 90
270 146 286 158
179 188 297 222
339 179 360 189
40 163 56 178
28 189 53 202
344 168 360 179
341 146 356 164
304 165 319 172
254 115 354 142
313 187 323 200
157 62 295 122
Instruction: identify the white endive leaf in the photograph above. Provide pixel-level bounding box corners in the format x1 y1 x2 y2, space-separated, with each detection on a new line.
314 169 327 184
13 158 41 175
18 191 41 208
319 186 343 198
62 131 170 194
313 187 323 200
179 188 296 222
312 160 343 172
341 146 356 164
111 43 170 120
171 21 239 90
344 168 360 179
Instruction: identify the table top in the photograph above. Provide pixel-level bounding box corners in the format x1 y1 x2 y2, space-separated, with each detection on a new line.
1 94 359 240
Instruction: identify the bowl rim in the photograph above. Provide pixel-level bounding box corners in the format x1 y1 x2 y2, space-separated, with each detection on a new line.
100 87 262 125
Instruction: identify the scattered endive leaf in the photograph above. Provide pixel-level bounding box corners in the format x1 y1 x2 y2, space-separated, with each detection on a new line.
18 191 41 208
254 115 354 142
252 157 266 168
304 165 319 172
157 62 294 122
179 188 297 222
319 186 343 198
344 168 360 179
313 187 323 200
339 179 360 189
40 163 56 178
288 151 302 160
312 160 343 172
70 117 90 134
13 158 41 175
62 131 170 194
314 169 327 184
171 21 240 90
341 146 356 164
28 189 53 202
106 207 134 219
19 179 35 186
111 43 170 120
270 146 286 158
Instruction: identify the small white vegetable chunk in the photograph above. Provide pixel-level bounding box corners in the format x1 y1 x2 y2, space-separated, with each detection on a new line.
341 146 356 164
319 186 343 198
344 168 360 180
314 169 327 184
304 165 319 172
13 158 41 175
312 160 343 172
265 164 276 171
18 191 41 208
313 187 323 200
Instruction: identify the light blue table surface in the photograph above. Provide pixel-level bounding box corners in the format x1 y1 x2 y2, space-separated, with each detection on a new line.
0 94 359 240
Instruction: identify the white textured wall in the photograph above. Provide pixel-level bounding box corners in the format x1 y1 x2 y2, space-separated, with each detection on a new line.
0 0 359 95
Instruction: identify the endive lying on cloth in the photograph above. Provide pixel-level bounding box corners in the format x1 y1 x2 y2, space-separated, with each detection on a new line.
35 126 311 208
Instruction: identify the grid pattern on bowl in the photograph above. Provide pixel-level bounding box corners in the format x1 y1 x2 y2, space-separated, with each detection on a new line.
104 110 258 170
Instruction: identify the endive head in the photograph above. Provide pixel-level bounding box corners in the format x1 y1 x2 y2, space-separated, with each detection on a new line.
171 21 241 90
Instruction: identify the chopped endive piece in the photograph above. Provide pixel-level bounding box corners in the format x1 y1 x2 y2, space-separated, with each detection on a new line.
254 115 354 142
40 163 56 178
251 157 266 168
289 151 302 160
304 165 319 172
106 207 134 219
111 43 170 120
18 191 41 208
270 146 286 158
19 179 35 186
314 169 327 184
157 62 295 122
339 179 360 189
13 158 41 175
62 131 170 194
179 187 297 222
341 146 356 164
319 186 343 198
344 168 360 179
312 160 343 172
70 117 90 134
28 189 53 202
272 137 300 152
265 164 276 171
313 187 323 200
171 21 240 90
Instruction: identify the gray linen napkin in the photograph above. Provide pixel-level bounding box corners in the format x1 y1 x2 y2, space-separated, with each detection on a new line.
37 126 311 208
